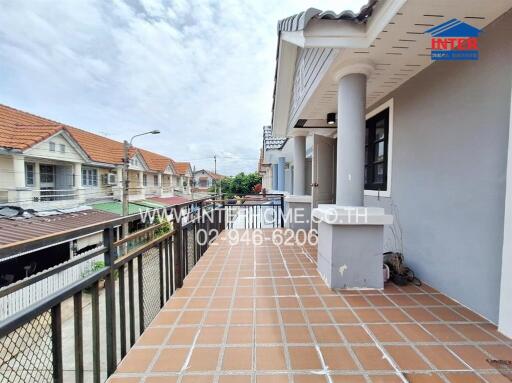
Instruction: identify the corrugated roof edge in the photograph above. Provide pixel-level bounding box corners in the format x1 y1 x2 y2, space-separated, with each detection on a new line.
277 1 378 33
271 1 378 138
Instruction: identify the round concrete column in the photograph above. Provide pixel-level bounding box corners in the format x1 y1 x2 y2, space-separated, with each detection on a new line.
336 73 367 206
277 157 285 191
293 136 306 195
272 164 278 190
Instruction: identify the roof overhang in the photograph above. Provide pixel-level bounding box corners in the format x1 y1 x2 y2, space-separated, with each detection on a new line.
272 0 405 137
272 0 512 138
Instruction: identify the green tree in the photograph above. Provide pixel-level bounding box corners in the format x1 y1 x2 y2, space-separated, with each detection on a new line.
210 172 262 198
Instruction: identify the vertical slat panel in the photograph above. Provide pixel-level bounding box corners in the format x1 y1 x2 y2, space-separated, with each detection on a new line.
169 237 175 295
73 292 84 383
159 241 164 308
137 254 144 333
91 281 100 383
51 303 63 383
173 212 183 289
118 264 127 358
165 238 170 300
128 259 135 346
103 227 117 376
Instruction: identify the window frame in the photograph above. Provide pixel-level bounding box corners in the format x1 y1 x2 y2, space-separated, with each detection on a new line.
143 174 147 187
364 98 394 198
153 174 158 186
49 141 56 152
82 167 98 187
25 162 35 187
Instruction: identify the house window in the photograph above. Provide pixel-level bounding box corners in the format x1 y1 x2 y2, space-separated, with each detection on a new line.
49 142 56 152
60 144 66 153
365 107 389 192
25 163 34 186
82 168 98 187
40 164 55 183
154 175 158 186
143 174 147 186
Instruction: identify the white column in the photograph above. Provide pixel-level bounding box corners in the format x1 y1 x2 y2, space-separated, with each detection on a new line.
73 163 84 202
34 162 41 190
74 163 82 188
157 173 163 195
499 87 512 337
139 171 144 187
336 73 367 206
277 157 285 191
12 155 25 188
293 136 306 195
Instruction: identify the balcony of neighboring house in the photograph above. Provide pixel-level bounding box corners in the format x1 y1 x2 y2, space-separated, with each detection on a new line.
0 154 83 210
161 174 174 197
127 169 146 201
144 173 163 198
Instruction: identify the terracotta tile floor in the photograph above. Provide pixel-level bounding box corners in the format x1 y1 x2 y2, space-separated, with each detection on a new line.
109 229 512 383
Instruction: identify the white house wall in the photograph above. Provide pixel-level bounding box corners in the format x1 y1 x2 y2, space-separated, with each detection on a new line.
24 132 84 163
364 10 512 323
0 155 15 190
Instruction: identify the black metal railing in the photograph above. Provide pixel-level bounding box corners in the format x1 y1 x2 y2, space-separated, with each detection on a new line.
224 194 284 229
0 194 283 383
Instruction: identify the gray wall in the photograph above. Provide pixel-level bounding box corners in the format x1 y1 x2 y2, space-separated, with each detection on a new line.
365 10 512 323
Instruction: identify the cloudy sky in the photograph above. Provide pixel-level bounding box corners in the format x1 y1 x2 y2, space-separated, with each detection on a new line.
0 0 366 175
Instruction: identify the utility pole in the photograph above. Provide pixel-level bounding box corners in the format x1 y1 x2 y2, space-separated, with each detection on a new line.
122 140 130 243
213 154 217 195
121 130 160 243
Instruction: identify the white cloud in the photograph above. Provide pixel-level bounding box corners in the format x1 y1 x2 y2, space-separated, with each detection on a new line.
0 0 367 175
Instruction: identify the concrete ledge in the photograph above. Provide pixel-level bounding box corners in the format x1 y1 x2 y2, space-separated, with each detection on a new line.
312 204 393 225
285 195 312 203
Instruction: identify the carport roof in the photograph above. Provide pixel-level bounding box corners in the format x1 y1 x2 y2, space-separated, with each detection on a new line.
0 209 118 247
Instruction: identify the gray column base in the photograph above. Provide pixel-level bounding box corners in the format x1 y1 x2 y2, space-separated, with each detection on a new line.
284 196 312 231
317 221 385 289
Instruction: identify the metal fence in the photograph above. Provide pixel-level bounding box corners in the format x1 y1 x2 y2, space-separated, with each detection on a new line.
225 194 284 229
0 194 283 383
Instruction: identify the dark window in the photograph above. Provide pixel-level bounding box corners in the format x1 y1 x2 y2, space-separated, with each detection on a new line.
365 108 389 191
25 163 34 186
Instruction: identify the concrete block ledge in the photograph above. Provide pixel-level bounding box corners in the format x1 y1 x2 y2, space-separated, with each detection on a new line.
312 204 393 225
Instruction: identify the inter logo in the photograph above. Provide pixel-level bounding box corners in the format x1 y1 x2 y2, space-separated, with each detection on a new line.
425 19 481 61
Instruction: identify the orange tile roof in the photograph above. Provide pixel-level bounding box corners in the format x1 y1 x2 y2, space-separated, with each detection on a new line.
173 161 192 176
0 104 63 150
138 148 173 173
0 104 179 173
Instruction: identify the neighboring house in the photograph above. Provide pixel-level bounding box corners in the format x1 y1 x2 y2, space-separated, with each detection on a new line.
268 1 512 337
260 125 297 193
0 104 185 210
172 161 193 195
193 169 225 193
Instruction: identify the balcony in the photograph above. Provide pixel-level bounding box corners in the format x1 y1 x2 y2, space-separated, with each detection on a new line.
0 196 511 383
109 231 512 383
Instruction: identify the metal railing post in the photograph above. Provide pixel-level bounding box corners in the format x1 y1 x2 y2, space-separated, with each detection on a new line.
280 194 285 228
172 208 183 289
51 303 63 383
103 226 117 376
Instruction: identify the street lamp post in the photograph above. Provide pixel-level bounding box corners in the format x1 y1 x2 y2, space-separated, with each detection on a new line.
122 130 160 240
